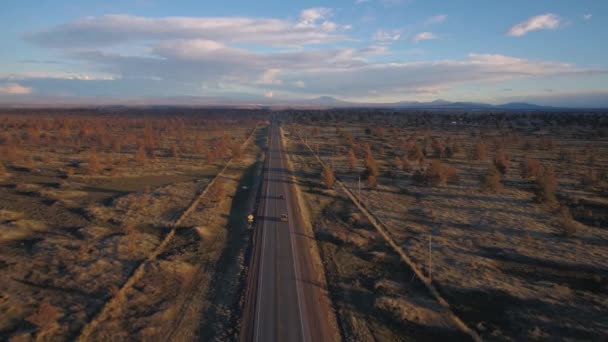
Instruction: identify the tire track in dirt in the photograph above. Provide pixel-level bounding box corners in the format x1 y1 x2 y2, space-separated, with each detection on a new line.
76 124 259 342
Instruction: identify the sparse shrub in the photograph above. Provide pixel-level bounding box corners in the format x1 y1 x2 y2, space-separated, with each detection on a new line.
347 149 356 171
444 165 459 184
368 174 377 188
65 167 75 178
26 302 62 329
520 158 542 179
471 141 487 160
321 165 336 188
493 150 510 175
87 149 102 175
407 143 425 164
481 163 502 192
415 160 459 186
135 145 148 165
556 205 578 236
363 156 380 179
363 143 373 159
534 166 558 205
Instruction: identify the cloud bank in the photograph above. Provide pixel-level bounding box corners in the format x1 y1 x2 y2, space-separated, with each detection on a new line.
0 83 32 95
507 14 562 37
6 8 603 105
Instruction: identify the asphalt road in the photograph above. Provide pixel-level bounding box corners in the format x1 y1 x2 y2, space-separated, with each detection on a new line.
241 121 335 342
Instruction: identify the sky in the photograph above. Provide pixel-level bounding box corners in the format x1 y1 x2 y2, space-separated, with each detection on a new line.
0 0 607 106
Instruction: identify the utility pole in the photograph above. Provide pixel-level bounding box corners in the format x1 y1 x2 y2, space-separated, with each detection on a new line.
358 176 361 205
429 234 432 282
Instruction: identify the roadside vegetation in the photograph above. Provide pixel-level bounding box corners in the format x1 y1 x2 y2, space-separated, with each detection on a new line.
284 110 608 340
0 108 264 341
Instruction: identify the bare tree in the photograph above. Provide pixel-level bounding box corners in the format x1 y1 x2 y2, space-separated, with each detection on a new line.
347 148 357 171
87 148 102 175
135 145 148 165
321 165 336 188
493 150 510 175
481 163 502 192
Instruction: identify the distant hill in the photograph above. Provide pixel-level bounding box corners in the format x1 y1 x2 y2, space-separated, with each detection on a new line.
288 97 555 110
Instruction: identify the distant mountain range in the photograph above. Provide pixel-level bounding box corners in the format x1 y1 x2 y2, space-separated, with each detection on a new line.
288 96 556 110
0 94 596 110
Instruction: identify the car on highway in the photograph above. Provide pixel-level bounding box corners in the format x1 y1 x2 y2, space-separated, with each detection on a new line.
280 213 288 222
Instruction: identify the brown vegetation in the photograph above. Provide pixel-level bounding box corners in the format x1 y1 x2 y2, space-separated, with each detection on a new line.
26 302 63 329
481 163 502 192
0 108 262 341
284 109 608 341
322 165 336 188
534 165 558 205
556 205 578 236
471 141 487 160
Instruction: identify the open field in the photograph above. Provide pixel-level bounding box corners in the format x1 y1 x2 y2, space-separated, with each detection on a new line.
2 107 607 341
284 110 608 341
0 108 266 341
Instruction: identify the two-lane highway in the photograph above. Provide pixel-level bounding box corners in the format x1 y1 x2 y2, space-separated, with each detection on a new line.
241 121 335 342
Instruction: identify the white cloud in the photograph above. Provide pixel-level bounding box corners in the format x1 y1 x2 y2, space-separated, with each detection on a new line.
425 14 447 25
373 30 401 42
413 32 438 43
257 68 283 85
321 21 337 31
267 53 590 98
355 0 370 4
0 83 32 95
26 12 349 48
3 52 603 101
298 7 332 26
264 91 274 98
359 45 389 55
507 13 562 37
17 9 606 102
1 71 115 81
583 14 592 21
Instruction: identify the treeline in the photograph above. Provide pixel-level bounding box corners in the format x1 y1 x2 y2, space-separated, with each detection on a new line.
0 108 261 176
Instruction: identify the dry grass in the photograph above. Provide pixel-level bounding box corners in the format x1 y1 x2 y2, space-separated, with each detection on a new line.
0 109 261 341
283 131 467 341
285 111 608 340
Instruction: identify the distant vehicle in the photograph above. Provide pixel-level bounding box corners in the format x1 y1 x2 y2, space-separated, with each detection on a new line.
278 194 284 199
280 214 288 222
